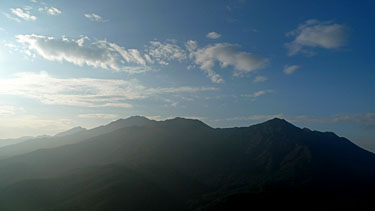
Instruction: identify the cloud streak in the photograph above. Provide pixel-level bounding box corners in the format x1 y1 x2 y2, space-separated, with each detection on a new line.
188 42 268 83
78 113 118 119
286 19 349 56
283 65 300 75
39 7 62 15
84 13 106 22
14 33 268 82
253 75 267 83
242 90 273 99
16 34 149 73
206 32 221 39
10 8 36 21
0 72 216 108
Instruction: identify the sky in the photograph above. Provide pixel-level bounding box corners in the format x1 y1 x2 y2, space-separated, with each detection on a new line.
0 0 374 150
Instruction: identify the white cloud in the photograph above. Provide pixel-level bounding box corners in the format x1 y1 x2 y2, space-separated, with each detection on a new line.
253 75 267 83
242 90 273 98
15 34 268 83
286 19 349 56
283 65 300 75
84 13 106 22
39 7 62 15
78 113 118 119
188 42 268 83
147 41 187 65
0 72 216 108
10 8 36 21
47 7 61 15
206 32 221 39
16 34 149 73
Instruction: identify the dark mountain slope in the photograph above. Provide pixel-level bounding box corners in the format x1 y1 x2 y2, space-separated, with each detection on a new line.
0 164 188 211
0 117 374 210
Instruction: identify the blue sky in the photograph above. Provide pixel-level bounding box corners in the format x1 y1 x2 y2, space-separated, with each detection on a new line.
0 0 374 150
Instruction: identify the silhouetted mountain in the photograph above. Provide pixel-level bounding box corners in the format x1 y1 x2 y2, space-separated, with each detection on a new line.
54 126 87 137
0 117 374 210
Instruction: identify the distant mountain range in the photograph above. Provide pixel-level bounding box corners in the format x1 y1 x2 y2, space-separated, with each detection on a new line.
0 116 374 210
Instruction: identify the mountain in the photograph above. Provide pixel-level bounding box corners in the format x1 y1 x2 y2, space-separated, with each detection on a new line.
54 126 87 137
0 117 374 210
0 136 33 148
0 116 154 159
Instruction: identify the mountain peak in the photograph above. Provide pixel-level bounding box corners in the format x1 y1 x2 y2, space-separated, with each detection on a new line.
124 116 150 121
252 118 299 132
267 117 289 123
106 116 154 129
55 126 87 137
264 118 294 126
162 117 211 129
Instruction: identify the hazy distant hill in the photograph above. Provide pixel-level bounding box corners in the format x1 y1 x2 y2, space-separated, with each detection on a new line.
54 126 87 137
0 117 374 210
0 136 33 148
0 116 154 159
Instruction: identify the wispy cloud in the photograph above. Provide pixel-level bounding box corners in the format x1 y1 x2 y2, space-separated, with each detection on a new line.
84 13 106 22
283 65 300 75
78 113 118 119
286 19 349 56
0 72 216 108
38 7 62 15
206 32 221 39
10 8 36 21
187 41 268 83
253 75 267 83
242 90 273 99
16 34 149 73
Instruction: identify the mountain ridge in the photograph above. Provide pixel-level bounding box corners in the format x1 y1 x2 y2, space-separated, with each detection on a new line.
0 116 373 210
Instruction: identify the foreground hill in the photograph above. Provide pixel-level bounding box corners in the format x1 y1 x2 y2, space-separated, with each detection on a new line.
0 117 374 210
